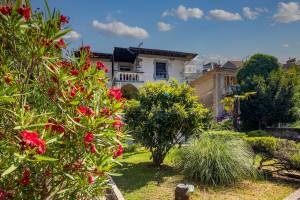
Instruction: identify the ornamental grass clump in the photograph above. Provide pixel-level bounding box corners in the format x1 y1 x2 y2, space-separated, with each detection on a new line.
173 135 257 186
0 1 125 199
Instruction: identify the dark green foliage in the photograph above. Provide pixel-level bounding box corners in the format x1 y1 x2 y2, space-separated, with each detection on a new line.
237 54 299 130
125 80 211 166
211 118 234 131
173 134 256 186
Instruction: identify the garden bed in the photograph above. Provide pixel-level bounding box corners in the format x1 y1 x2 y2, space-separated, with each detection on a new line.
114 149 300 200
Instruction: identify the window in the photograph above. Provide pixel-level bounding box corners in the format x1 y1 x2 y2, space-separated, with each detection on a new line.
119 66 131 72
155 62 167 79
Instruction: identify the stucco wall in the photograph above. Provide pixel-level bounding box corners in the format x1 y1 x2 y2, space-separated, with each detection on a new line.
138 55 185 83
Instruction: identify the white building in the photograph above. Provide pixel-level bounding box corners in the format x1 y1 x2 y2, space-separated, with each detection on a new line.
86 47 198 98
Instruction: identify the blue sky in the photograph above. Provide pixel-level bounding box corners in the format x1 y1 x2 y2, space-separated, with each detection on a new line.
31 0 300 63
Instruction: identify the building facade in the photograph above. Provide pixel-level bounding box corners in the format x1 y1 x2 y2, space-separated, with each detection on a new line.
190 61 243 117
85 47 197 98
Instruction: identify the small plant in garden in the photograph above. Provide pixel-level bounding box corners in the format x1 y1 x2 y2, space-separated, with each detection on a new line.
0 1 125 199
173 132 257 186
125 80 211 166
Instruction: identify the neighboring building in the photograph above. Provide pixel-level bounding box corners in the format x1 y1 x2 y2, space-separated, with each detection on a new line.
202 62 221 72
190 60 243 116
283 58 297 69
78 47 197 98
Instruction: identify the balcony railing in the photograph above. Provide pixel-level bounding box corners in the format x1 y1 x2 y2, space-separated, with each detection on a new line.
114 71 144 83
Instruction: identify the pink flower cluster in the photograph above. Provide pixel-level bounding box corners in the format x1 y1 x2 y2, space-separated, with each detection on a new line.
20 130 46 154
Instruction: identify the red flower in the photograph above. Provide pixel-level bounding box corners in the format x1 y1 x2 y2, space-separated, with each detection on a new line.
113 144 124 158
24 104 30 111
4 74 12 85
45 119 65 134
48 88 55 96
78 105 94 116
104 67 108 73
60 15 69 24
109 88 122 101
90 143 97 154
73 117 81 123
17 6 31 21
20 177 29 186
70 68 79 76
101 107 110 115
84 132 94 144
96 61 105 70
0 6 12 15
113 116 124 130
80 45 91 54
20 130 46 154
83 58 92 71
0 188 6 199
55 39 66 49
23 168 30 178
70 86 77 97
57 60 72 68
88 174 95 185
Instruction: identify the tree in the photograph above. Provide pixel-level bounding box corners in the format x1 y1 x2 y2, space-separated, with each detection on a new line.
0 1 125 199
237 54 299 131
125 80 211 166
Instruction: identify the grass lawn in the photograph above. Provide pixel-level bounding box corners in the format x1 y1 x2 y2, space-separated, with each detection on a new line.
113 149 300 200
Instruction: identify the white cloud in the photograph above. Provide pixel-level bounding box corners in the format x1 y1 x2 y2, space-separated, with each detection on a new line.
282 43 290 48
208 9 242 21
255 8 269 13
273 2 300 23
162 5 204 21
63 31 81 41
157 22 174 32
243 7 259 20
92 20 149 39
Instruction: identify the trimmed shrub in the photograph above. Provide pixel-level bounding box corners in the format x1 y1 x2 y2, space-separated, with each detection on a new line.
173 135 256 186
244 137 298 170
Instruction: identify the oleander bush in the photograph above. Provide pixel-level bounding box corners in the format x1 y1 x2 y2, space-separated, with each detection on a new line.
0 1 125 199
173 134 256 186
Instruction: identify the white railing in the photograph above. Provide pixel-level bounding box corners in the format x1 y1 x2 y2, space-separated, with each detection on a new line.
114 71 143 82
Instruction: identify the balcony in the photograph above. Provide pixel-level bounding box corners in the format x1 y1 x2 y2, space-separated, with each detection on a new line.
114 71 144 83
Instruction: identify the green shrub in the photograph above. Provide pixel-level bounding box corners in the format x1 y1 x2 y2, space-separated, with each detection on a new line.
211 118 233 131
205 130 246 139
125 80 211 166
173 135 256 186
246 130 270 137
245 137 298 169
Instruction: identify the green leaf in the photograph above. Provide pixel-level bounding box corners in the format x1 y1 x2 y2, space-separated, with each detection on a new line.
51 29 72 41
46 137 57 144
35 155 58 162
64 173 75 180
1 164 17 177
0 96 16 103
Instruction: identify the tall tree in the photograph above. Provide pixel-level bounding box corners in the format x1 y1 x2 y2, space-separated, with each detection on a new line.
237 54 299 130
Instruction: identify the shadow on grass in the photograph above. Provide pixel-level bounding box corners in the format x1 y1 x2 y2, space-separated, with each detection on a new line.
113 161 178 193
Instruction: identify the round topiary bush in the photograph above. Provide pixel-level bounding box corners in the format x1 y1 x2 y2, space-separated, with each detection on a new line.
173 134 256 186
